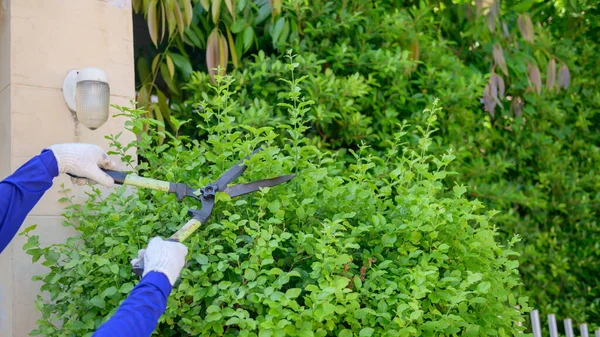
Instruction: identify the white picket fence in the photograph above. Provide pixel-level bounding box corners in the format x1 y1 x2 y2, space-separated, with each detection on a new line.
530 310 600 337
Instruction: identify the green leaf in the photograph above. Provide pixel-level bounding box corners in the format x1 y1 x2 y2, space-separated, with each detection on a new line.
477 281 491 293
359 328 374 337
235 30 244 60
382 233 396 246
340 330 353 337
244 269 257 281
470 297 487 304
28 248 43 263
225 317 240 325
20 224 38 236
466 325 481 336
196 254 209 265
511 0 534 12
453 184 467 198
119 283 134 293
438 243 450 252
96 257 110 266
90 296 105 309
231 19 246 34
185 27 203 48
271 17 285 46
467 273 483 284
64 259 79 269
109 264 119 274
216 191 232 202
102 287 118 298
207 305 220 313
242 26 254 50
168 52 193 79
268 199 280 212
45 251 60 264
506 260 519 269
285 288 302 299
206 312 222 322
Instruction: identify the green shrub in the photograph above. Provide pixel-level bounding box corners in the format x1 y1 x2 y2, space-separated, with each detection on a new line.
22 58 528 336
169 1 600 324
428 2 600 325
440 42 600 324
132 0 304 127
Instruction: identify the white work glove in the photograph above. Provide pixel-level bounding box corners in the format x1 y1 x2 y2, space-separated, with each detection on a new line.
131 237 188 286
47 143 118 187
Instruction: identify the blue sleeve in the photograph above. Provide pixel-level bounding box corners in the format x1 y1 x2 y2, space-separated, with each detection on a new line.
0 149 58 254
93 272 173 337
1 151 173 335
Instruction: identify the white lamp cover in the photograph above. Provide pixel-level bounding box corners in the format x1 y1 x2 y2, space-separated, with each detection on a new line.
63 67 110 130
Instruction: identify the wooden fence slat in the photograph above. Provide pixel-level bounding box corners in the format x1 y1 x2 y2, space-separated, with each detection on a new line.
565 319 575 337
531 310 543 337
595 329 600 337
548 314 559 337
581 323 589 337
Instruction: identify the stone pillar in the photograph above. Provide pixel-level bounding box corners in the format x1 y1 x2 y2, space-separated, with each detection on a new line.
0 1 136 335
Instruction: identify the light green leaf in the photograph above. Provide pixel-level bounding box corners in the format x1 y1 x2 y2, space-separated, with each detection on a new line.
271 17 285 46
243 26 253 50
244 269 257 281
231 19 246 34
64 259 79 269
207 305 220 313
340 330 353 337
196 254 209 265
109 264 119 274
102 287 118 298
285 288 302 299
382 233 397 246
453 184 467 197
206 312 222 322
359 328 374 337
477 281 491 293
119 283 134 293
90 296 105 309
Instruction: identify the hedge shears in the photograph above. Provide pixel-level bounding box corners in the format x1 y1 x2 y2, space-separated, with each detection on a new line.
69 148 295 276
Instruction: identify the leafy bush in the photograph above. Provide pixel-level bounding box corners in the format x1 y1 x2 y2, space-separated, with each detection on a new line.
22 59 528 336
173 4 486 150
440 42 600 324
133 0 304 127
165 1 600 325
423 2 600 325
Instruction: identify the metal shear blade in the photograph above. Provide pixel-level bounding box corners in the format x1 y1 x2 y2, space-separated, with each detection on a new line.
188 148 296 223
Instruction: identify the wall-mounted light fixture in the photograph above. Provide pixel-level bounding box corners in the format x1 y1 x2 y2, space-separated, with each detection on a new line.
62 67 110 130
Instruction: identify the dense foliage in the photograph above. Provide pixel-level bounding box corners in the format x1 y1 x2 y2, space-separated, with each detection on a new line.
151 0 600 326
132 0 301 128
22 64 529 336
22 0 600 334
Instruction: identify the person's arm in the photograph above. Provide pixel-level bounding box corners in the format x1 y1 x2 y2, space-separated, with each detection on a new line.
93 237 188 337
0 150 59 254
0 143 118 255
92 272 173 337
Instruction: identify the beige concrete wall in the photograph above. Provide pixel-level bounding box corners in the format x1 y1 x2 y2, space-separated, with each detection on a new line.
0 1 13 334
0 1 136 336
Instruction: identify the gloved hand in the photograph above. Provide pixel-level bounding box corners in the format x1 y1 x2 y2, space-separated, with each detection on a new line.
131 237 188 286
47 143 118 187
